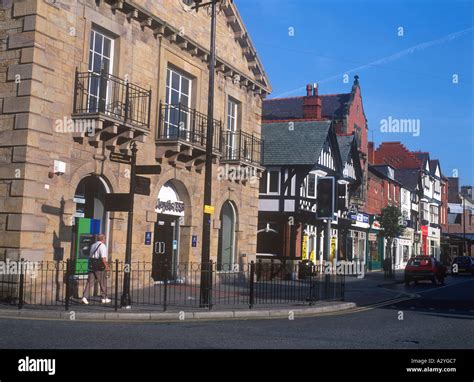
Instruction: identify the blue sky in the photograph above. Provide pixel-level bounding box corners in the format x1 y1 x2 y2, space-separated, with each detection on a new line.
236 0 473 185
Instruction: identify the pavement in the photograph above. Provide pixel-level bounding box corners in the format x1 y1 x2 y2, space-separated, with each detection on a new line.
0 269 412 322
0 276 472 349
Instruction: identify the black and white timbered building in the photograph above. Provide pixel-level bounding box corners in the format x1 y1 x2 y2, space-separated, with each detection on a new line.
257 121 362 263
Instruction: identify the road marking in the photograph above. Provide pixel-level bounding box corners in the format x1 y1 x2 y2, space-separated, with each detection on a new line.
420 311 474 319
415 278 474 295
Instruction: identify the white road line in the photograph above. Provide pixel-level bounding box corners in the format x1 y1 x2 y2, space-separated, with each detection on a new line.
415 278 474 295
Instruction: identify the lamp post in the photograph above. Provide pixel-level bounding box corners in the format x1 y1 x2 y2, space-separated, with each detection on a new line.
120 141 138 308
461 193 467 256
191 0 225 308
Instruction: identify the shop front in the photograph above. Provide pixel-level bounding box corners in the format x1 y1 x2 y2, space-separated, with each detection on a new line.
367 218 383 271
428 226 441 260
346 212 369 263
153 181 185 282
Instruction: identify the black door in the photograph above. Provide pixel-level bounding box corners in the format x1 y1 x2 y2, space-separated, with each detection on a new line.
152 216 176 282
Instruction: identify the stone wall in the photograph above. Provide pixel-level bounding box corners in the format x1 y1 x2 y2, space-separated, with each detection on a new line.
0 0 266 266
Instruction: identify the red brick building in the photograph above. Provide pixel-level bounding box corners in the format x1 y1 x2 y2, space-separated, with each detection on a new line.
366 165 401 215
263 75 369 209
369 141 447 260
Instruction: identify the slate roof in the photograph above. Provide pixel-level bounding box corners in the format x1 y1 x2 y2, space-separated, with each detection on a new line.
394 168 420 191
413 152 430 166
337 135 355 163
321 94 352 118
262 94 352 121
263 97 304 120
262 121 332 166
429 159 442 176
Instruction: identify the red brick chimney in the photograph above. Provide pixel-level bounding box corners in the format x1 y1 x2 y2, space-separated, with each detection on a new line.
368 141 375 164
303 83 322 119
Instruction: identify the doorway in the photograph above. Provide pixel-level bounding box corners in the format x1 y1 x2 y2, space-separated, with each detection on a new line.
152 215 180 282
217 201 236 271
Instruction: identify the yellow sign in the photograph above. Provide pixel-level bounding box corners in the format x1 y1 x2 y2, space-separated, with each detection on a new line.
302 235 308 260
330 237 336 262
204 205 215 215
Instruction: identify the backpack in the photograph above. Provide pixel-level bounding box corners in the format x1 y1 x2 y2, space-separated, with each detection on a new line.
88 243 106 272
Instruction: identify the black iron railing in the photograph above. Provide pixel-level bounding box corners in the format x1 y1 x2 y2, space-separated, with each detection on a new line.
0 259 345 311
221 130 263 166
157 102 222 152
73 69 152 130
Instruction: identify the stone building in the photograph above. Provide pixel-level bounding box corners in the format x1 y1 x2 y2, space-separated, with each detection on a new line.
0 0 271 273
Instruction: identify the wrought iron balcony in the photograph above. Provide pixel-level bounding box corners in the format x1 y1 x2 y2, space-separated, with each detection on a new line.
221 130 264 167
157 102 222 152
73 69 152 131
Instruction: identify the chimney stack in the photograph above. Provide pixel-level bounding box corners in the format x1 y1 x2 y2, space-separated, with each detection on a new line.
368 141 375 164
303 83 322 119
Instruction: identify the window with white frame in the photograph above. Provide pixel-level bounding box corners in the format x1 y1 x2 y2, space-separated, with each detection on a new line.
88 29 114 113
259 172 267 194
165 67 192 139
430 205 439 224
434 180 441 194
402 189 408 205
226 98 239 160
261 170 280 195
421 202 429 221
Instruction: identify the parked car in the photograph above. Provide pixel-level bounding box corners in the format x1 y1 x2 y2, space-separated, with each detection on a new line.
451 256 474 276
404 256 447 286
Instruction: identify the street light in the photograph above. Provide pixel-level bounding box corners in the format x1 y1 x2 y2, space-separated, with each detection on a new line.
190 0 232 307
120 141 138 308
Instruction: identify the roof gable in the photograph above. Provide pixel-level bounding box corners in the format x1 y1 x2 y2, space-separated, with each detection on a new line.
262 121 333 166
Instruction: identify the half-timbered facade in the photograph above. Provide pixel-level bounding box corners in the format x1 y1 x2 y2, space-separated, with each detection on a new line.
257 121 362 263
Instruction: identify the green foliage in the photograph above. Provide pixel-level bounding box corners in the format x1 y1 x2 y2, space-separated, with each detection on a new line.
380 205 405 244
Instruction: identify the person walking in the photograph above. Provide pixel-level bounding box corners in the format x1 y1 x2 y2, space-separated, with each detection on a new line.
82 234 111 304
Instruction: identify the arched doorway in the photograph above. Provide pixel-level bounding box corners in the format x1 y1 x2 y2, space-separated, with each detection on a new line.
217 201 236 271
73 175 110 272
152 181 185 282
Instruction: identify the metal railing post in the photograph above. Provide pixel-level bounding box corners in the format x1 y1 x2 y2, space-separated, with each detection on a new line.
158 101 163 139
124 78 130 124
177 102 182 140
208 260 214 311
147 88 152 130
238 130 242 161
191 108 197 143
73 68 79 114
249 261 255 309
163 260 168 312
308 264 314 306
114 259 119 312
98 69 107 113
18 258 25 310
64 258 71 311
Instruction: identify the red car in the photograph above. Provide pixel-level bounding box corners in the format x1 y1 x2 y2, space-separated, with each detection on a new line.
404 256 446 286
